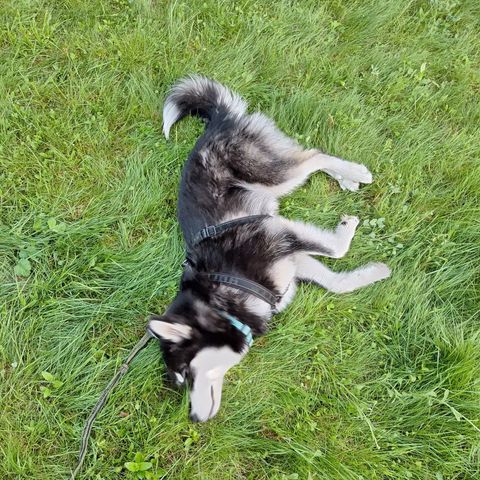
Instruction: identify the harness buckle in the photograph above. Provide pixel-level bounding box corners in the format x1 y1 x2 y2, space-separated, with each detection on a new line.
201 225 217 240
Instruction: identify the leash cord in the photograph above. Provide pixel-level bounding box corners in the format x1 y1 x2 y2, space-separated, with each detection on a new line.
71 332 153 479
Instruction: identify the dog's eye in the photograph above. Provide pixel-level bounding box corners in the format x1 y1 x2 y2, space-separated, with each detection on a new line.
172 366 191 386
174 372 185 384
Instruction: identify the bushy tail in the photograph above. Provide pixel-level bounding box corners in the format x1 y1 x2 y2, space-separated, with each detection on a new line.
162 75 247 138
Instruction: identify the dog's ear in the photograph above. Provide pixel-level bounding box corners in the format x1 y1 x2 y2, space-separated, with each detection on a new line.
148 315 192 342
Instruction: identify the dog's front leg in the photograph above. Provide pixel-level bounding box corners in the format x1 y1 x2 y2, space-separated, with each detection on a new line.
295 253 391 293
279 215 360 258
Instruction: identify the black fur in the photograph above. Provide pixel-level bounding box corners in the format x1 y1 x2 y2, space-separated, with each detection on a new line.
151 77 391 420
156 76 329 383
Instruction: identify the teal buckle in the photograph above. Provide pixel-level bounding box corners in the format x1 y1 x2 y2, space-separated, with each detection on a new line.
217 311 253 347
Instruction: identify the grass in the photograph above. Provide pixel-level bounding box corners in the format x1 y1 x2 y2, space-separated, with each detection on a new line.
1 0 480 478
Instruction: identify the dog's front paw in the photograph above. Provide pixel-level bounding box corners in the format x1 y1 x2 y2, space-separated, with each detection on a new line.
339 215 360 230
366 262 391 282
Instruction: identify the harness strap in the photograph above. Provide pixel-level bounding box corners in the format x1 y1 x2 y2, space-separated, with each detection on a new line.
188 214 279 311
204 272 279 308
192 215 270 245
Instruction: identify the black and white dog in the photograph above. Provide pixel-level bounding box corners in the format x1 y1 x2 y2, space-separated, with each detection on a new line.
148 76 390 422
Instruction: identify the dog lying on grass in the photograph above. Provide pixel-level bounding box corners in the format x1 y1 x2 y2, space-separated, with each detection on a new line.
148 76 391 422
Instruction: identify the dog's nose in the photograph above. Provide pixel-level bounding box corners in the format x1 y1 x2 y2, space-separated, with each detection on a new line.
190 413 200 423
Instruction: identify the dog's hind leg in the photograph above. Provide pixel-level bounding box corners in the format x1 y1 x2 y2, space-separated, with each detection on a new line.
295 253 390 293
294 151 373 192
272 147 373 194
240 149 372 199
239 112 372 195
277 215 360 258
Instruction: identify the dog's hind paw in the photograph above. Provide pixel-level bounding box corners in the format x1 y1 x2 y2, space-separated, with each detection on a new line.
337 178 360 191
325 162 373 191
343 162 373 184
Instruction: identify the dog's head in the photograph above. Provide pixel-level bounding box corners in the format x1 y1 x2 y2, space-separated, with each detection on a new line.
148 294 251 422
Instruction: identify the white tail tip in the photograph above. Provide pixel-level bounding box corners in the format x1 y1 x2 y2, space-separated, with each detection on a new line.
162 101 180 139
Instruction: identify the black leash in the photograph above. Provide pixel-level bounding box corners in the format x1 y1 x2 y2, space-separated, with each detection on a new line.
71 217 273 477
71 331 153 479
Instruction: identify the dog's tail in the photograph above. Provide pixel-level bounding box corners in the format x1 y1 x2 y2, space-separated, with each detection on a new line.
162 75 247 139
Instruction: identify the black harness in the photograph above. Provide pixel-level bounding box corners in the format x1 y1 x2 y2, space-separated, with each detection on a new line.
184 215 281 312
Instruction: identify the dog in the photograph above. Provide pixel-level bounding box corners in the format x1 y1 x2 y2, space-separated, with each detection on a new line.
148 76 391 422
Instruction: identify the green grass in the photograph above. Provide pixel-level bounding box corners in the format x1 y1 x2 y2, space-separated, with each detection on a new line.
1 0 480 478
